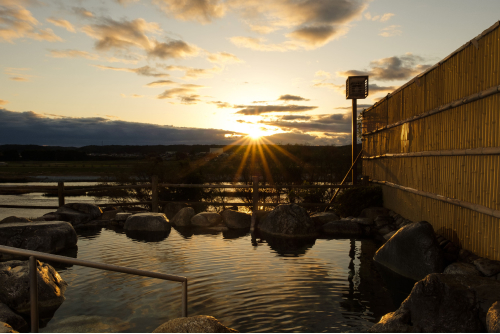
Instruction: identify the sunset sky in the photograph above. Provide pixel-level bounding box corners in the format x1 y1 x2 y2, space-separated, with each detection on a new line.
1 0 499 146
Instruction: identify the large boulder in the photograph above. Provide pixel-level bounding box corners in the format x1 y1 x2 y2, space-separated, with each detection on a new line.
55 203 102 226
170 207 196 227
322 221 363 236
163 203 188 220
191 212 222 227
0 303 26 332
373 221 444 281
487 301 500 332
444 262 482 276
221 210 251 229
310 212 340 228
258 204 317 238
0 217 30 225
359 207 389 219
370 274 500 332
0 222 77 261
0 260 67 315
153 315 238 333
473 258 500 277
0 322 16 333
123 213 170 232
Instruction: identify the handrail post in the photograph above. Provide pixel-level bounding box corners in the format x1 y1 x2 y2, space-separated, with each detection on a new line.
29 256 39 333
58 182 65 207
182 280 188 317
252 176 259 212
152 175 158 213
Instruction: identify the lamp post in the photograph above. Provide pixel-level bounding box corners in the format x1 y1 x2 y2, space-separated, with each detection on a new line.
346 76 369 185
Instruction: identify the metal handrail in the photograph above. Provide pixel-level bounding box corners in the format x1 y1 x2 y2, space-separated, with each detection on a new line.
0 245 188 333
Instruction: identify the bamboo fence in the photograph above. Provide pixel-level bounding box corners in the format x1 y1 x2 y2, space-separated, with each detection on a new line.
362 21 500 260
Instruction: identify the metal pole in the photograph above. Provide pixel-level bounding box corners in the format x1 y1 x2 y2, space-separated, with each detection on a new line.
352 98 358 185
152 175 158 213
58 182 65 207
29 256 39 333
252 176 259 212
182 280 188 317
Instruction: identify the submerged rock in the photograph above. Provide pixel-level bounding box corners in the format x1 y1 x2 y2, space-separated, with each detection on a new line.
373 221 444 281
259 204 317 238
153 315 238 333
221 210 251 229
124 213 170 232
0 260 67 316
0 221 77 261
170 207 196 227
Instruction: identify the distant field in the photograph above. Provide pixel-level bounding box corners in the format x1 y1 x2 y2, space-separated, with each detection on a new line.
0 160 145 179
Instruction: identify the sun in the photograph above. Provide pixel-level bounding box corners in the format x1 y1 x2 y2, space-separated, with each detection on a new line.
247 128 265 139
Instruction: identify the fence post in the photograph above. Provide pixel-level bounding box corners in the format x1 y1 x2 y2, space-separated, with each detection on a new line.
29 256 39 333
152 175 158 213
57 182 65 207
252 176 259 212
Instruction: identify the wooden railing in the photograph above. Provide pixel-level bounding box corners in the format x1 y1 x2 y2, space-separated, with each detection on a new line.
0 176 355 212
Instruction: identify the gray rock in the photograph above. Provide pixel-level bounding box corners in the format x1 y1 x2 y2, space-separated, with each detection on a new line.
383 231 397 240
163 203 188 220
0 322 16 333
0 222 77 261
55 203 102 226
0 217 30 225
171 207 195 227
377 226 392 236
374 216 391 227
444 262 483 276
374 221 444 281
258 204 317 238
474 258 500 277
250 210 270 232
370 274 500 332
310 212 340 228
487 301 500 333
153 315 238 333
369 308 413 333
359 207 389 219
123 213 170 232
199 212 223 226
322 221 363 236
221 210 251 229
99 208 123 220
351 217 374 225
0 260 67 315
191 214 212 227
115 212 132 221
0 303 26 332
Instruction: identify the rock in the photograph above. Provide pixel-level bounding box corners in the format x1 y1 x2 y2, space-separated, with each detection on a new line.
124 213 170 232
474 258 500 277
163 202 188 220
374 215 391 227
377 225 392 236
369 308 413 333
310 212 340 228
487 301 500 333
444 262 483 276
115 212 132 221
199 212 223 225
0 217 30 225
74 220 109 230
351 217 374 225
373 221 444 281
0 322 16 333
258 204 317 238
322 221 363 236
0 303 26 332
99 208 123 220
0 260 67 315
170 207 195 227
221 210 251 229
0 222 77 261
153 315 238 333
358 207 389 219
43 315 131 333
55 203 103 226
383 231 397 240
191 214 211 227
371 274 500 332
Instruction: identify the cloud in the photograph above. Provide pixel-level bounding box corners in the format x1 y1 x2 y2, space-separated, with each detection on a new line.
0 108 244 146
49 49 99 60
364 12 394 22
313 82 344 91
46 18 76 33
163 65 222 80
338 53 431 81
157 84 206 104
0 2 62 42
152 0 226 24
368 83 397 94
315 70 331 78
120 93 144 98
206 51 242 64
94 65 169 77
145 80 176 87
278 94 310 102
72 7 94 18
208 101 232 108
286 25 344 48
229 36 294 52
82 17 199 59
0 99 8 105
235 105 318 115
379 25 402 37
5 67 33 82
260 111 352 133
